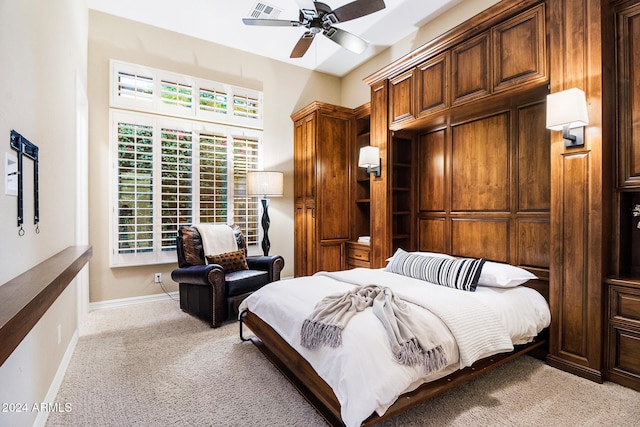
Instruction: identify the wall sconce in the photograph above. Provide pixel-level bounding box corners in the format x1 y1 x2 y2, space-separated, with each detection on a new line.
358 146 381 177
246 171 284 256
546 88 589 148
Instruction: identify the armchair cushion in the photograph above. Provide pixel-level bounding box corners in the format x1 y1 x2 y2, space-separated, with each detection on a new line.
206 250 249 273
226 270 270 297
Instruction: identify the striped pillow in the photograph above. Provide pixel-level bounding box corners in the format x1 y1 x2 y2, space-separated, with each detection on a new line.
386 249 486 292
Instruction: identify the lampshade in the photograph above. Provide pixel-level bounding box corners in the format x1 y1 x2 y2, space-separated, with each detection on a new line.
246 171 284 197
358 146 380 168
546 88 589 130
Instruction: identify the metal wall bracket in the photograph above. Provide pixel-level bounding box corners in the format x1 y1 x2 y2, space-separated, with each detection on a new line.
9 130 39 235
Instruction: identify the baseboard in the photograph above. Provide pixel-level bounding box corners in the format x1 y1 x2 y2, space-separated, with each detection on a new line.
33 329 79 427
89 291 179 311
546 354 605 383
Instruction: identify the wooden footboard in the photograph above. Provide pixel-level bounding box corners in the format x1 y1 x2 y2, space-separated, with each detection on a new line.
240 309 548 427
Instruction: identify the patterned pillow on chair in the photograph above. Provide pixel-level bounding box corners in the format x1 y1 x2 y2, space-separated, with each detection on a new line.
206 249 249 273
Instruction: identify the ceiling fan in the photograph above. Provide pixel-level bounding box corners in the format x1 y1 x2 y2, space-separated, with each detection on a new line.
242 0 386 58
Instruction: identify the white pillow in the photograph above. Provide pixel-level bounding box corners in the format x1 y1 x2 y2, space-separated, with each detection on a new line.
386 250 454 263
478 261 537 288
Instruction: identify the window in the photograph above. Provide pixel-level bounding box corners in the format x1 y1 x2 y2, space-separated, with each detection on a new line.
110 61 263 267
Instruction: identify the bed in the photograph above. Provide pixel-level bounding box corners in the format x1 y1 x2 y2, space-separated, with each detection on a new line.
238 251 550 427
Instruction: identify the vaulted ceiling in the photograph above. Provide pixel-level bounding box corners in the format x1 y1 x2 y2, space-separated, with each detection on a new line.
88 0 461 77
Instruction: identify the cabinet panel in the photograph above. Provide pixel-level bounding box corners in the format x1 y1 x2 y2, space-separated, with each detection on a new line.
416 53 449 117
318 113 351 241
518 101 550 211
516 219 550 269
451 33 490 104
451 113 509 211
318 242 344 272
558 152 590 358
492 4 547 92
617 3 640 186
389 69 415 125
418 218 446 253
451 219 508 261
611 285 640 325
418 129 446 212
609 325 640 383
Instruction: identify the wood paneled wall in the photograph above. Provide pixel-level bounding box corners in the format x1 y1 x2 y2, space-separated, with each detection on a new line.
416 96 550 274
546 0 610 383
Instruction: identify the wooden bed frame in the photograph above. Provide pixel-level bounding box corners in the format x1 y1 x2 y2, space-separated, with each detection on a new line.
239 278 549 426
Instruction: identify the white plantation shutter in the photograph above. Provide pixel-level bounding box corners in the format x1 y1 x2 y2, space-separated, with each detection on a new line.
110 62 263 266
160 80 193 109
117 71 154 101
199 133 229 224
232 136 260 245
233 94 261 120
111 60 262 128
199 88 228 114
116 122 154 257
160 127 193 253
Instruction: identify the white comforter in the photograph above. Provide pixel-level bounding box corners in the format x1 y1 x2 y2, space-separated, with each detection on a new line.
238 268 551 427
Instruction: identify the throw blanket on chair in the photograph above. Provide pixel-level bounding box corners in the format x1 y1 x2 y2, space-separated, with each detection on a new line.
193 224 238 256
300 285 448 373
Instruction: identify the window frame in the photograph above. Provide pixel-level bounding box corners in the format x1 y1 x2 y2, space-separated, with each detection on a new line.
109 61 264 267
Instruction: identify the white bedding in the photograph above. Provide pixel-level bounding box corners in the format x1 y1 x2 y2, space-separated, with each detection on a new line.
239 268 550 427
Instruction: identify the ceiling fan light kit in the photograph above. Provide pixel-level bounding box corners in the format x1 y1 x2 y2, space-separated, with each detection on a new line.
243 0 386 58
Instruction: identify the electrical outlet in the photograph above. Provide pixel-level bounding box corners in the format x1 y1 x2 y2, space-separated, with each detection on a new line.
154 273 162 283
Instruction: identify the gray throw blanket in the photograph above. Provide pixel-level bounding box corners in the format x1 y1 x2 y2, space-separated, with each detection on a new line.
300 285 447 372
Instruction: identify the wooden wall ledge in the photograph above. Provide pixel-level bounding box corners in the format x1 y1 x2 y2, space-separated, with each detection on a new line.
0 245 92 366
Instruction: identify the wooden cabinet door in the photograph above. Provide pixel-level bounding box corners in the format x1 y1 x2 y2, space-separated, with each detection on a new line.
317 112 351 241
491 4 547 93
416 53 449 117
389 69 415 125
616 2 640 186
451 32 490 105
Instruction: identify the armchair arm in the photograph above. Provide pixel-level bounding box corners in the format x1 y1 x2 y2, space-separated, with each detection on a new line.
172 263 229 327
246 255 285 282
171 264 224 286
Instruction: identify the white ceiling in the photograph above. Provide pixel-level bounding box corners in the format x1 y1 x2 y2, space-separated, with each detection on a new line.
88 0 460 77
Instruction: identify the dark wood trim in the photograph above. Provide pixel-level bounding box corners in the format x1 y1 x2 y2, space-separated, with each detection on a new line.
0 245 93 366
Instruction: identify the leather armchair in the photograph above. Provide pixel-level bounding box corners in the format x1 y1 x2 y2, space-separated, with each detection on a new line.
171 225 284 327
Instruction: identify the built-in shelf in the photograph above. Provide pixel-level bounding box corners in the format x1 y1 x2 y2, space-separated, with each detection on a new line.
0 245 93 366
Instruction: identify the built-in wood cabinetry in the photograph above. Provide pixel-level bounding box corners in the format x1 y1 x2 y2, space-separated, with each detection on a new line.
292 102 353 277
607 0 640 392
384 3 547 132
349 104 372 268
365 0 550 269
390 136 415 253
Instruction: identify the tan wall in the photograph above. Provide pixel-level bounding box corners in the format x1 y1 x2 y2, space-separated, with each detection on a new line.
88 11 342 302
0 0 88 425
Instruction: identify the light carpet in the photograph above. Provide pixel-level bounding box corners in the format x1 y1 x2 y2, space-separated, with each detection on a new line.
46 299 640 427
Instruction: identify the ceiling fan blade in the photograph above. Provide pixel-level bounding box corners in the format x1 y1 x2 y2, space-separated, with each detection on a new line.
330 0 386 23
295 0 318 19
290 32 316 58
323 26 367 54
242 18 301 27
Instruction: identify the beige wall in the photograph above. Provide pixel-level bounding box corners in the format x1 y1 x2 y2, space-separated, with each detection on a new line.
88 11 342 302
0 0 88 425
